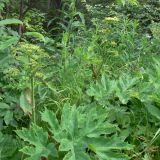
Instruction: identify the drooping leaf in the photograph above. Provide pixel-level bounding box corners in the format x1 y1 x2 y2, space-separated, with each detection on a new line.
24 32 45 42
20 89 32 115
0 19 23 26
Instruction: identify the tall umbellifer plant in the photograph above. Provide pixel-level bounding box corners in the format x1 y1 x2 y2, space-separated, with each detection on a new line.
12 43 49 123
16 103 133 160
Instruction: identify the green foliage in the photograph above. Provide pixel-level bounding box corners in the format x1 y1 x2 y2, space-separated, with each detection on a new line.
87 73 139 105
0 0 160 160
117 0 139 6
0 0 8 12
15 103 133 160
16 123 58 160
24 9 46 35
150 23 160 40
114 1 160 32
0 132 18 159
0 102 13 125
0 18 21 51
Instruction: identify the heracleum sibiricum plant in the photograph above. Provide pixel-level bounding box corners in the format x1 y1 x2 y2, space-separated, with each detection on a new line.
0 1 160 160
16 103 133 160
12 43 49 123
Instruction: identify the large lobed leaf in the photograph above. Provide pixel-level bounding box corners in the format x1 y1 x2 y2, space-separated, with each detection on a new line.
16 123 58 160
41 103 133 160
0 133 17 159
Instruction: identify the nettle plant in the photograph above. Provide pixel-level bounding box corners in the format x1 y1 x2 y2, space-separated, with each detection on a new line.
16 103 133 160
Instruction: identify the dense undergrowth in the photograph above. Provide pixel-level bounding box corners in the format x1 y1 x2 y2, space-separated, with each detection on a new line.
0 0 160 160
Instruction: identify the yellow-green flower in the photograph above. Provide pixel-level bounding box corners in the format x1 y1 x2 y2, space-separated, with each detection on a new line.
103 17 119 22
100 29 109 34
111 41 117 46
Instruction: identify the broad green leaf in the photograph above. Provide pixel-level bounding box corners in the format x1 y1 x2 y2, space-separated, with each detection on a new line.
41 104 132 160
24 32 45 42
0 102 10 109
0 133 17 159
87 74 140 105
87 137 133 151
20 89 32 115
63 150 91 160
0 37 19 50
0 103 13 125
76 12 85 24
4 110 13 125
41 108 59 134
16 123 58 160
96 151 129 160
0 19 23 26
87 75 116 105
0 55 12 66
87 137 133 160
145 103 160 120
116 74 139 104
59 139 72 151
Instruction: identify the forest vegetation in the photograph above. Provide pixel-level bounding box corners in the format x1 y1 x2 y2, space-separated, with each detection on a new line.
0 0 160 160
